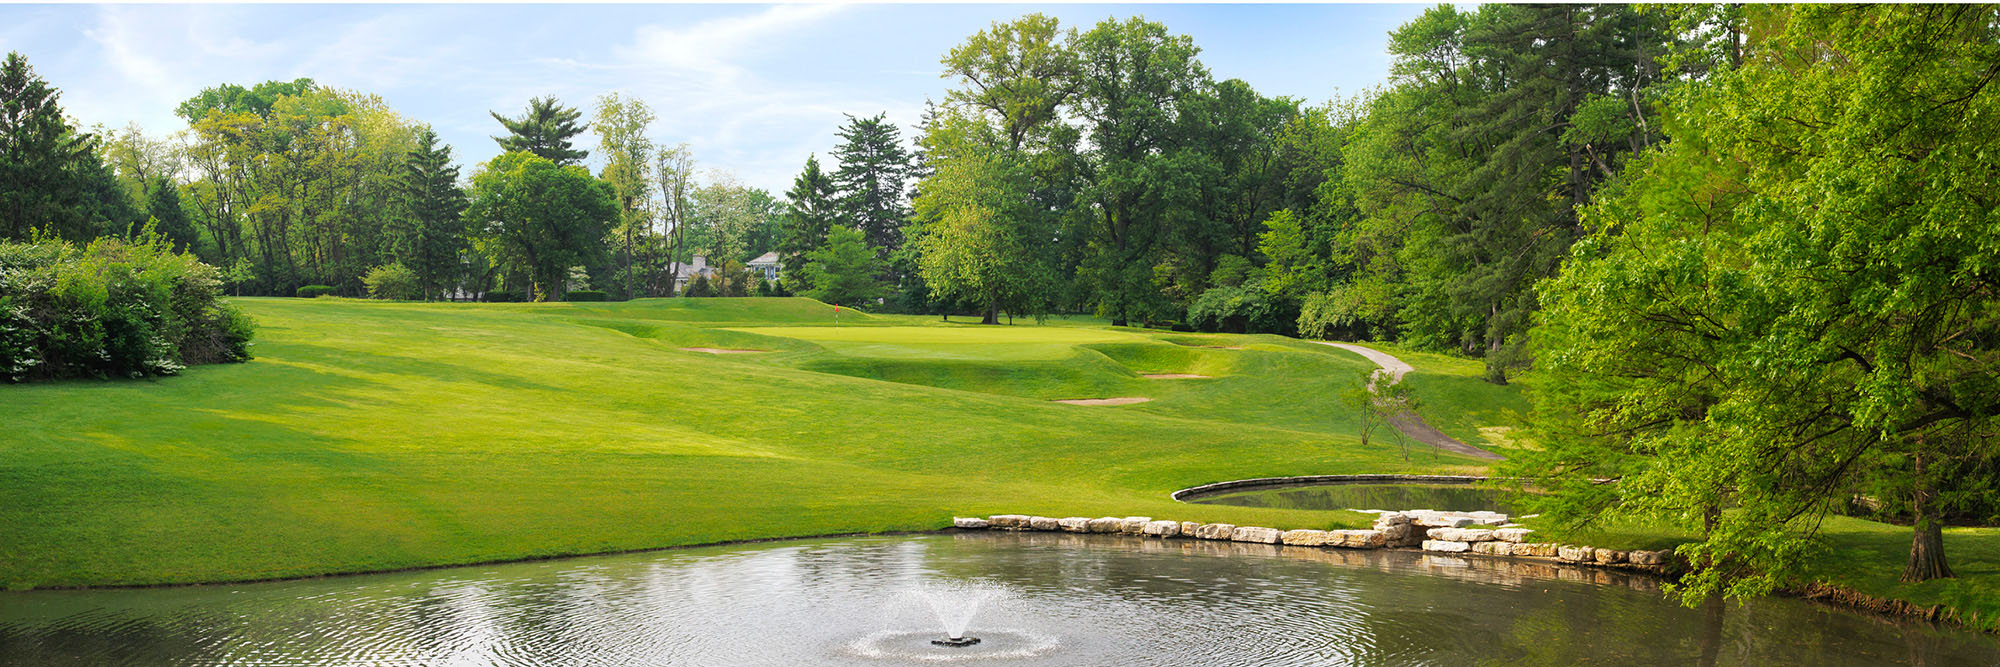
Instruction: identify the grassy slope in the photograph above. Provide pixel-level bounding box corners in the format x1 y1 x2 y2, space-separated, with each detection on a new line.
1 298 1498 588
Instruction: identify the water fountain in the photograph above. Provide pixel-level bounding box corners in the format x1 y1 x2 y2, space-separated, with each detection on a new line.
919 582 998 647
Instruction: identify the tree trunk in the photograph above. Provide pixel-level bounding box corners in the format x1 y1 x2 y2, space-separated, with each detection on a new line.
1902 454 1955 582
980 298 999 325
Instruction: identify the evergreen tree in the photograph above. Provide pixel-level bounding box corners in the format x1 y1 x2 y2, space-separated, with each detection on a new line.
0 52 100 240
777 154 839 292
393 129 468 299
830 113 913 254
142 178 200 252
490 96 589 166
803 226 885 307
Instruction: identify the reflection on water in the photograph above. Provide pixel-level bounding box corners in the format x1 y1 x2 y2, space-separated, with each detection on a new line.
1 533 1994 666
1190 483 1523 513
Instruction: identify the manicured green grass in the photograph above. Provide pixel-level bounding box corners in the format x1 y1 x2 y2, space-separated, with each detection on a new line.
0 297 1500 588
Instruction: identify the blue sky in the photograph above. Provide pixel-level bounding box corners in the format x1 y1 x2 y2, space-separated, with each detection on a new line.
2 3 1428 193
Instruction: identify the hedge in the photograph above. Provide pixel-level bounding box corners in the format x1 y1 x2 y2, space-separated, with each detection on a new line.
295 285 335 298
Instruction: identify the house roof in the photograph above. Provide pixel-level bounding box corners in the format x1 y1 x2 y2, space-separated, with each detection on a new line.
748 251 780 265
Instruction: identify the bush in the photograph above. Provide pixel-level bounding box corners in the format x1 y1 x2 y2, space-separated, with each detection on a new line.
483 290 522 303
685 274 716 298
0 238 254 382
362 263 422 300
295 285 335 298
1187 284 1287 334
563 290 608 302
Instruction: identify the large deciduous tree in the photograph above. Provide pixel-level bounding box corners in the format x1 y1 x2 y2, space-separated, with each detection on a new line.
911 107 1054 324
592 93 655 299
490 96 589 166
465 150 617 302
1512 4 2000 601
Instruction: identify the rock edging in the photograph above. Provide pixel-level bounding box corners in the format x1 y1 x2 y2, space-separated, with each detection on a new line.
953 510 1674 575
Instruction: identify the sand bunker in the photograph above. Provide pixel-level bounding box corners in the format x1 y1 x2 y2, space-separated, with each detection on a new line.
1141 374 1211 379
1199 345 1244 350
679 347 765 354
1053 397 1153 406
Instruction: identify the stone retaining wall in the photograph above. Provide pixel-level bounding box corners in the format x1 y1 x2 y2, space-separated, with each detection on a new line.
953 509 1673 574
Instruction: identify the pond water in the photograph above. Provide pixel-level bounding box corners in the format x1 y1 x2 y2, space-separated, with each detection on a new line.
1188 483 1523 514
2 533 1995 666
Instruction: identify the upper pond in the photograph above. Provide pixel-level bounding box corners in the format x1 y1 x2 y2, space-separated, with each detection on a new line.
2 532 1994 666
1187 482 1523 514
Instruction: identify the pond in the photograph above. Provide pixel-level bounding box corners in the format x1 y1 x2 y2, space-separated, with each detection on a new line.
1187 482 1524 514
2 533 1994 666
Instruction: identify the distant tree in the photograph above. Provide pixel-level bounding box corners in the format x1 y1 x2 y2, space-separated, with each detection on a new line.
174 78 315 121
803 226 884 307
141 178 200 252
392 129 468 299
831 113 913 254
464 151 616 301
654 143 697 295
685 273 715 298
592 93 654 299
490 96 589 166
778 154 839 292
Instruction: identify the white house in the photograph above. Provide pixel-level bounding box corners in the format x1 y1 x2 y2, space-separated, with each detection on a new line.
746 252 781 282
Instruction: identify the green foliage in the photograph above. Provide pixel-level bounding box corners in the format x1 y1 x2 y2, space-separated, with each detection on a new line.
294 285 335 298
563 290 608 302
685 274 715 298
0 237 252 381
141 179 199 252
1512 4 2000 601
912 107 1057 323
362 263 421 300
778 155 839 293
464 150 618 302
483 289 522 303
391 129 467 300
802 226 884 307
489 96 588 166
1186 284 1285 334
0 52 129 242
831 113 912 254
174 78 315 121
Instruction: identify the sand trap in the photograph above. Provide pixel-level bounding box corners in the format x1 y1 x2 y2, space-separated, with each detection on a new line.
679 347 765 354
1141 374 1211 379
1053 397 1153 406
1197 345 1243 350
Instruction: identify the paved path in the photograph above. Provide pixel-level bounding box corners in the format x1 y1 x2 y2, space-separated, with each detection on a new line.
1314 342 1504 461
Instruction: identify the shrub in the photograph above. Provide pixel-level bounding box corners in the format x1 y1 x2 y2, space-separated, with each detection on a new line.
686 274 716 298
0 238 254 382
1187 284 1286 334
362 263 422 300
483 290 522 303
295 285 335 298
563 290 608 302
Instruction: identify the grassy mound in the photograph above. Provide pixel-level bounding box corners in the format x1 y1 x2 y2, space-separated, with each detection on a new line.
1 297 1509 588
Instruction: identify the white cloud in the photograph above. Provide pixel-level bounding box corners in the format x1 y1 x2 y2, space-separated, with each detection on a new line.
618 4 846 84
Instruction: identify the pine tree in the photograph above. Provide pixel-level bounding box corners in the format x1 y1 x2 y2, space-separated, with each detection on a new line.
0 52 99 240
394 129 468 299
142 178 199 252
830 113 913 255
490 96 589 166
777 154 839 292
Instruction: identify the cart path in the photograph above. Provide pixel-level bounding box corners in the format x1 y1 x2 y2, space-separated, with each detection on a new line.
1316 342 1504 461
